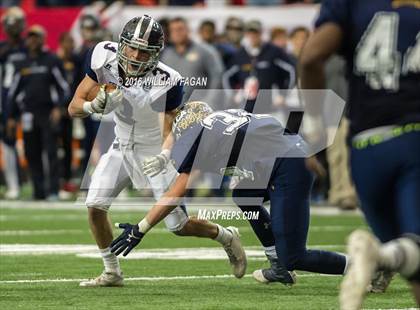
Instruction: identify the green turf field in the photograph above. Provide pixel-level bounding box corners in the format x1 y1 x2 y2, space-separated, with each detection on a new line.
0 205 417 309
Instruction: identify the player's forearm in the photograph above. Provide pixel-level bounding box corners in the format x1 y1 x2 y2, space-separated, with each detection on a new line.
161 110 176 151
68 97 90 118
139 173 189 232
161 133 174 152
145 200 180 227
299 60 326 90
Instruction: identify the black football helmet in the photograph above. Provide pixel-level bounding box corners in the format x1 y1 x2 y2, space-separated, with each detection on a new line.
118 15 164 78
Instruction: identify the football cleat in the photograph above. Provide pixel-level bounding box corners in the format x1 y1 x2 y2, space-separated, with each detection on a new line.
368 270 395 293
79 271 124 287
252 255 296 286
223 226 247 278
340 230 380 310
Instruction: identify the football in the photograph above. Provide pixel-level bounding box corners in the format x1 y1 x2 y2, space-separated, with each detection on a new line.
86 83 117 101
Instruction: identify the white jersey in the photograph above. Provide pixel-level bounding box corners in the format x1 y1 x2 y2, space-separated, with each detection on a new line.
88 41 182 145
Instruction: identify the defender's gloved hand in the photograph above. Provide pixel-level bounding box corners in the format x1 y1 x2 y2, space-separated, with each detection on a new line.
110 223 144 257
220 166 255 189
83 85 123 115
142 150 170 177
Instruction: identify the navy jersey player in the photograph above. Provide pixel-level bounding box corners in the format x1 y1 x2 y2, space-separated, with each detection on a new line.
110 101 349 285
0 7 26 200
300 0 420 308
68 16 246 287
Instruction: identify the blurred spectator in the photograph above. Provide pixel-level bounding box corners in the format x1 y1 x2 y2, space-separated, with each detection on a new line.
270 26 288 49
158 17 171 46
56 32 83 193
161 17 224 106
198 19 237 68
288 26 310 59
77 14 102 176
79 14 101 53
6 25 70 200
325 56 358 210
162 16 224 197
199 19 216 44
223 17 244 49
223 20 295 113
0 7 26 200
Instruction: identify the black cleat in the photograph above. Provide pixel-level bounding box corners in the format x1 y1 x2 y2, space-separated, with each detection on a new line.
252 256 297 286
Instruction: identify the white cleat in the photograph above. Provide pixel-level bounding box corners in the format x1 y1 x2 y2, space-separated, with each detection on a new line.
4 189 19 200
223 226 247 278
340 230 380 310
79 271 124 287
368 270 395 293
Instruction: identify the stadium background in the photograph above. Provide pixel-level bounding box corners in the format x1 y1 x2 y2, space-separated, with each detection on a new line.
0 1 417 309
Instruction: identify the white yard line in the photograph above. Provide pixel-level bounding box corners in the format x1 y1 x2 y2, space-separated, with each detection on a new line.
0 229 85 236
0 244 344 258
0 225 356 236
0 200 362 216
0 273 340 284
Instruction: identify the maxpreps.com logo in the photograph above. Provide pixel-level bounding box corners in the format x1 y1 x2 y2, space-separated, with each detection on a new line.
197 209 260 221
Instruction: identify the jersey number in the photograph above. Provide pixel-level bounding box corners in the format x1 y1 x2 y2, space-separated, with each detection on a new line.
104 43 117 53
355 12 420 91
202 110 270 135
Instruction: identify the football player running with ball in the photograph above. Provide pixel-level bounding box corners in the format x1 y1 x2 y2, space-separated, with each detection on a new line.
68 15 246 287
300 1 420 308
110 102 349 286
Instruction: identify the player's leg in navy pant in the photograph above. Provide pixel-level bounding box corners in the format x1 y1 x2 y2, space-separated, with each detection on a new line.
269 157 346 274
349 131 420 303
232 186 275 247
394 132 420 236
350 131 420 242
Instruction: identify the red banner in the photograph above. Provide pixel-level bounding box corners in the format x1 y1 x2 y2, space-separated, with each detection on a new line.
0 7 82 50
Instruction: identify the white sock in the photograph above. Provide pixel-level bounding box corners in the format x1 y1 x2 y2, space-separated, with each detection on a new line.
2 143 19 192
343 254 350 274
100 247 121 275
264 246 278 259
214 224 233 245
379 237 420 278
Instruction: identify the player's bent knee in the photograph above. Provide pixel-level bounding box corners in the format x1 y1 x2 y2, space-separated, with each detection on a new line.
86 204 110 215
170 217 199 236
166 218 189 234
164 207 189 233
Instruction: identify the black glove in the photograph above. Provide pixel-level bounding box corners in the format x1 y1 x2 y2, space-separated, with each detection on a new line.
110 223 144 257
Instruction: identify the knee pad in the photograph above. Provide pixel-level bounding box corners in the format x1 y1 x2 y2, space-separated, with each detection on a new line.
86 203 110 212
163 205 189 232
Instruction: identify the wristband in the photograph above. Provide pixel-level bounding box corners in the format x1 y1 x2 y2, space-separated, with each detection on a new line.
82 101 94 115
161 149 171 161
138 218 152 234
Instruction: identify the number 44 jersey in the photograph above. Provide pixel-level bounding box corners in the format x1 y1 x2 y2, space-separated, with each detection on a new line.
85 41 183 145
315 0 420 137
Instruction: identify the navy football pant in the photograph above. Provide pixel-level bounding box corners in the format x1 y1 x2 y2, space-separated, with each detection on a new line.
233 158 346 274
351 131 420 242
